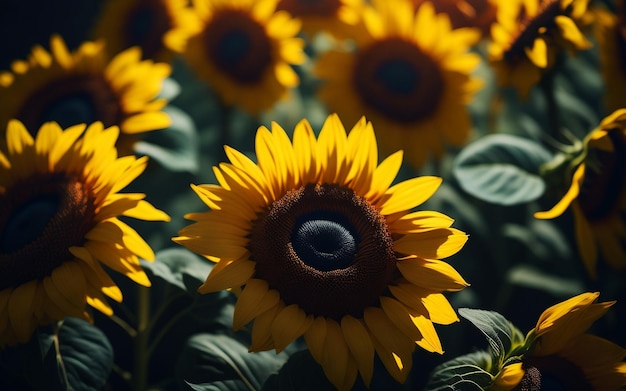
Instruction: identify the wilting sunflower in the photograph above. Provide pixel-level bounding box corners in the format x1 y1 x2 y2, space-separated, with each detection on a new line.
535 109 626 278
174 113 469 390
491 292 626 390
0 35 171 155
592 1 626 113
275 0 362 39
314 0 482 170
0 120 170 346
411 0 498 39
488 0 592 97
92 0 197 62
167 0 305 115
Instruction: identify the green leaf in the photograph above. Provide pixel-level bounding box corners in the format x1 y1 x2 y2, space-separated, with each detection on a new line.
506 264 585 297
260 350 332 391
453 134 552 205
43 318 114 391
134 105 200 173
424 351 494 391
457 308 524 363
142 247 213 293
176 333 289 391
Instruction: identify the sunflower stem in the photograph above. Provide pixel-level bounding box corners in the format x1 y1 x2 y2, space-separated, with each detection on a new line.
132 285 150 391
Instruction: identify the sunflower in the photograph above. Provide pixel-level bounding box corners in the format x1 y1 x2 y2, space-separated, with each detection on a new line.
0 120 170 346
174 113 469 390
314 0 482 170
410 0 498 39
592 1 626 113
92 0 197 62
167 0 305 115
275 0 363 39
488 0 592 97
491 292 626 390
535 109 626 278
0 35 171 155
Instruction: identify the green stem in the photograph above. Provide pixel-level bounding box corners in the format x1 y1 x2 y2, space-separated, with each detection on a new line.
132 286 150 391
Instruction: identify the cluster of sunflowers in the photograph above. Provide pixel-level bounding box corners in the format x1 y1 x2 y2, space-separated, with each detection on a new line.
0 0 626 390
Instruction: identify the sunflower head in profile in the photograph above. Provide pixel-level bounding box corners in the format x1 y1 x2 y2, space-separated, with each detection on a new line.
314 0 483 170
92 0 197 62
0 120 170 346
535 109 626 278
491 292 626 391
488 0 592 97
592 0 626 113
411 0 499 39
167 0 305 115
0 35 172 155
275 0 363 39
174 113 469 390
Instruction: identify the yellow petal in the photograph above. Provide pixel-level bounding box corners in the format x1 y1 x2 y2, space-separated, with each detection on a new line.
233 279 280 330
379 176 442 215
270 304 313 352
524 37 548 68
198 259 255 293
397 257 469 291
555 15 591 49
341 315 375 387
534 164 584 219
322 319 352 391
394 228 468 259
493 363 524 391
304 316 328 363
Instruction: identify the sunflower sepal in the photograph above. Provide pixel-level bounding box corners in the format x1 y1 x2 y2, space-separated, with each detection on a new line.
453 133 553 205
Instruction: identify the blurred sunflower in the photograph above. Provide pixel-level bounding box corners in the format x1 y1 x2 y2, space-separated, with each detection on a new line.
0 35 171 155
92 0 196 62
411 0 498 39
0 120 170 346
167 0 305 115
592 0 626 113
275 0 363 39
314 0 482 170
535 109 626 278
488 0 592 97
174 114 469 390
491 292 626 390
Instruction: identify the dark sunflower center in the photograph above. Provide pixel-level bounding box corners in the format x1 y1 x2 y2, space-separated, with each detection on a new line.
504 0 563 64
0 173 97 289
413 0 496 35
276 0 341 17
292 212 358 271
517 355 593 390
205 9 273 83
353 38 444 123
17 74 121 132
124 1 171 59
249 183 396 320
578 129 626 221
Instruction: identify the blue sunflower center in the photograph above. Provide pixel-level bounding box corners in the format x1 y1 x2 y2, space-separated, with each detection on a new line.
205 9 273 83
0 173 97 289
353 38 444 123
520 355 592 390
17 75 121 132
250 183 396 320
292 212 358 271
0 196 60 254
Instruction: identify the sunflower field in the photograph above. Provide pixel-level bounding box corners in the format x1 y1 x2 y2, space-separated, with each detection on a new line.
0 0 625 390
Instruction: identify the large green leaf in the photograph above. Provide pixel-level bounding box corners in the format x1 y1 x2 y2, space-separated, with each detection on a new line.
134 105 200 173
453 134 552 205
176 333 289 391
260 350 333 391
424 351 494 391
457 308 524 364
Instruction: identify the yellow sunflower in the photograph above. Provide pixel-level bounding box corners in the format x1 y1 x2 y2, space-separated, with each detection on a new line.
0 120 170 346
92 0 197 62
488 0 592 97
174 113 469 391
591 1 626 113
275 0 363 39
314 0 482 170
167 0 306 115
535 109 626 278
0 35 171 155
491 292 626 390
411 0 498 39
